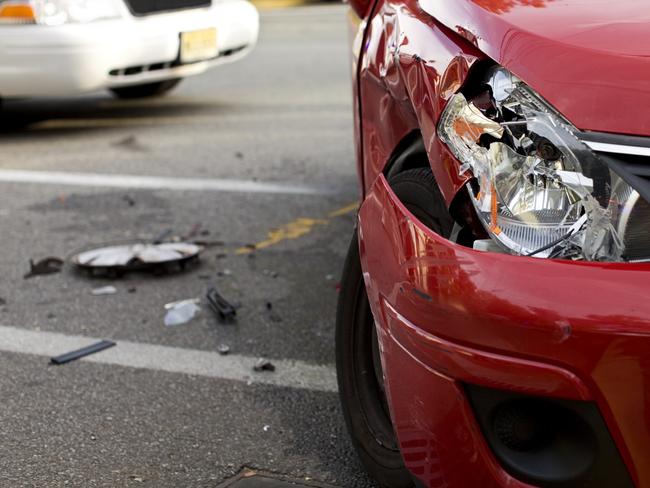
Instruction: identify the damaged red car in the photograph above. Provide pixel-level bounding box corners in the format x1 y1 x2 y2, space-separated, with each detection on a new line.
336 1 650 487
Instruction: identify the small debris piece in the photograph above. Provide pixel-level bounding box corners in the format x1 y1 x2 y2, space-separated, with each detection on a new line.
113 135 148 152
217 344 230 355
206 287 237 323
216 269 232 277
325 274 334 281
91 285 117 296
253 359 276 372
193 239 224 248
24 257 64 279
51 340 116 365
164 299 200 327
265 302 282 323
128 475 145 483
263 425 271 432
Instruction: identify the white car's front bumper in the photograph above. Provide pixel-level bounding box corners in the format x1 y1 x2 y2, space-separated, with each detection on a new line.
0 0 258 97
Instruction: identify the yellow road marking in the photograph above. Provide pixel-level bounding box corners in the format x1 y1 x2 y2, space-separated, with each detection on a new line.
235 201 358 254
235 218 328 254
327 201 358 218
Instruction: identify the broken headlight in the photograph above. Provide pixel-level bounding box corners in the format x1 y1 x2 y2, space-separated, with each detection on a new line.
438 66 631 261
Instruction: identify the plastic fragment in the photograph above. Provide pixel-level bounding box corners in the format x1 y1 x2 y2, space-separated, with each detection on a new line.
217 344 231 355
265 302 282 323
206 287 237 323
253 359 275 372
51 340 116 365
164 298 201 327
24 257 63 279
122 195 136 207
91 286 117 296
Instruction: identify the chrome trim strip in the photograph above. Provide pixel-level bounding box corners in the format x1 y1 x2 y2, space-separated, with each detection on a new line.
583 140 650 157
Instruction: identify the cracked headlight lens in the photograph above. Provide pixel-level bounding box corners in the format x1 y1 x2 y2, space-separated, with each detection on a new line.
438 66 630 261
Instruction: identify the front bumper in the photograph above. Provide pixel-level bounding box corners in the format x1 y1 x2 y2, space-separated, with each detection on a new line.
0 0 258 97
359 175 650 487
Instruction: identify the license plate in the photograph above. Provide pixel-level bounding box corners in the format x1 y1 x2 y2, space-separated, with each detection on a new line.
180 28 218 64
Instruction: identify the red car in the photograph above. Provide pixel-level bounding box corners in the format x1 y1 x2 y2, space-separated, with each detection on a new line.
336 1 650 487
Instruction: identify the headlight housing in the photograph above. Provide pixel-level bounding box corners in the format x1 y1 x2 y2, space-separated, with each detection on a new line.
438 66 633 261
0 0 121 25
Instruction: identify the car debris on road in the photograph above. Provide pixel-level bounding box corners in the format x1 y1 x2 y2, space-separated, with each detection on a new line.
91 285 118 296
24 257 64 279
206 287 238 323
71 241 203 277
253 359 275 372
164 298 201 327
50 340 116 365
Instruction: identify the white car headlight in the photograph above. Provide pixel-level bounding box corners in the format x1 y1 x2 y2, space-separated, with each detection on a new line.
0 0 121 25
438 66 633 261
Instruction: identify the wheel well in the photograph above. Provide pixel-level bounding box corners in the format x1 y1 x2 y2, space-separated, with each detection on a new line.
383 130 430 180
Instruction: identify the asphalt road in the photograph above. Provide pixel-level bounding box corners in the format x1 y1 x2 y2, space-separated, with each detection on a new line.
0 5 376 487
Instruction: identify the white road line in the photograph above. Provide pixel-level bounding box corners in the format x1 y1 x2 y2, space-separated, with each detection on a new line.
0 169 330 195
0 326 337 392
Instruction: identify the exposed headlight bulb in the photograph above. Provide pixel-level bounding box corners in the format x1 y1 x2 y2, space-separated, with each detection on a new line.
438 66 628 261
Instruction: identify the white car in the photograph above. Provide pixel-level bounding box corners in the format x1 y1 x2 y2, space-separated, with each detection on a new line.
0 0 258 98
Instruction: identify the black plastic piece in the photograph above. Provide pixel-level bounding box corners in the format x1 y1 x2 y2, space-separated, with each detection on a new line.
597 152 650 204
206 287 237 323
51 340 116 365
465 385 633 488
123 0 210 16
577 129 650 204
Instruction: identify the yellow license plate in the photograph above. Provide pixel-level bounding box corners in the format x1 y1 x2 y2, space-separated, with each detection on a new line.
180 28 218 64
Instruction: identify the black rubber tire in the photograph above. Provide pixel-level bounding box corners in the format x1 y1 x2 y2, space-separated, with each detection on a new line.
336 168 453 488
109 79 182 99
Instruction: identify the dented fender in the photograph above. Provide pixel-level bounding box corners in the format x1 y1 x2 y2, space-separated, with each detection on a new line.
357 0 484 204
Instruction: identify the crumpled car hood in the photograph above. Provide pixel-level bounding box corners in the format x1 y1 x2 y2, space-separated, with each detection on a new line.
420 0 650 137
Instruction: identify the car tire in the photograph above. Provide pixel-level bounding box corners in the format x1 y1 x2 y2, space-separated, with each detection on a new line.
336 168 453 488
109 79 182 99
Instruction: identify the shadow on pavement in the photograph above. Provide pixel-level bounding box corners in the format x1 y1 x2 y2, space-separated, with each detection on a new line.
0 95 237 137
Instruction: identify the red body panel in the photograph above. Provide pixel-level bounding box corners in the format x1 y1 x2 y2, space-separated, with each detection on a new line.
351 0 650 486
360 176 650 487
356 0 483 202
420 0 650 137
